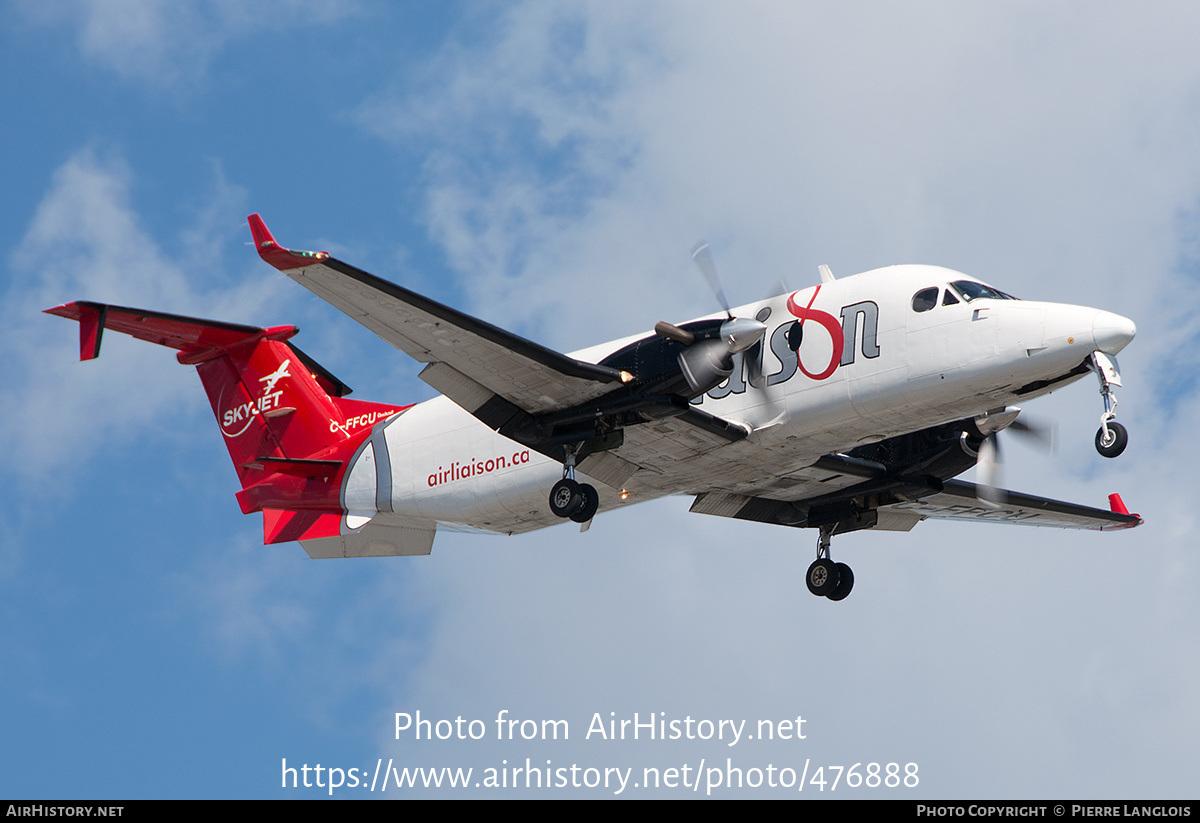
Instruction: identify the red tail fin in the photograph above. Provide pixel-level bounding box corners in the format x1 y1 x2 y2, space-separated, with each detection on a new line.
45 302 408 540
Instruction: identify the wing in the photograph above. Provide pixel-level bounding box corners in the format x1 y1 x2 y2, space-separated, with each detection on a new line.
249 215 623 412
248 215 748 479
878 481 1143 530
691 448 1142 533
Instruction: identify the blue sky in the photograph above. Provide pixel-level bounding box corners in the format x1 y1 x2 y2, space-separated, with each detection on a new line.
3 1 1199 798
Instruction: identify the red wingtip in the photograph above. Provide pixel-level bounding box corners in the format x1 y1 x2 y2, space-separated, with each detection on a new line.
246 214 329 271
1108 493 1143 527
44 301 105 360
77 304 105 360
247 212 276 250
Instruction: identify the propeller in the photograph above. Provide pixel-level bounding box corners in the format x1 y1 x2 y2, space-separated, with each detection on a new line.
675 316 767 394
691 242 732 319
976 435 1004 506
651 242 767 396
745 317 772 390
969 408 1055 506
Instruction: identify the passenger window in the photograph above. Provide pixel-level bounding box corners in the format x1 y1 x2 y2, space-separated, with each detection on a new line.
911 287 938 312
942 289 960 306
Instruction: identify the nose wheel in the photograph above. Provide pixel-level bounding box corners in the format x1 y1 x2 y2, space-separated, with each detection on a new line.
1090 352 1128 458
1095 421 1128 458
806 527 854 601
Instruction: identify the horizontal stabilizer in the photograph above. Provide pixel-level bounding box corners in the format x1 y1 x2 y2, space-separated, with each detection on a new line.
301 519 435 558
46 301 268 362
263 508 343 545
44 301 354 397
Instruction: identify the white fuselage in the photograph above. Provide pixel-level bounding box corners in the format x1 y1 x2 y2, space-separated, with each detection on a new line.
342 264 1135 535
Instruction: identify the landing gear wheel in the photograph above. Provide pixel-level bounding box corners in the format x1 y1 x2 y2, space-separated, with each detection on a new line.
825 563 855 601
549 478 584 518
569 483 599 523
1095 421 1128 458
806 558 840 597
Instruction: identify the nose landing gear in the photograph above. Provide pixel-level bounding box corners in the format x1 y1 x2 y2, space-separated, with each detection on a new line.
1090 352 1128 458
806 526 855 601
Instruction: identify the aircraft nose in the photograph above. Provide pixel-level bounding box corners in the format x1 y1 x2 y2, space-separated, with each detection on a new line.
1093 310 1136 355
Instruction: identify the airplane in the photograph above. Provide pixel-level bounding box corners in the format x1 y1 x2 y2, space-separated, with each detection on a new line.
45 215 1141 601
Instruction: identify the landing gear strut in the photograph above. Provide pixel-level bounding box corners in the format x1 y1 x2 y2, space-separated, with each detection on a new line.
806 526 854 601
1090 352 1128 458
548 448 599 523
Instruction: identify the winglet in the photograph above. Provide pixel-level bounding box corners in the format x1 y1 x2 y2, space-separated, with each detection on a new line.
247 214 330 271
1108 493 1143 528
44 301 106 361
247 212 278 251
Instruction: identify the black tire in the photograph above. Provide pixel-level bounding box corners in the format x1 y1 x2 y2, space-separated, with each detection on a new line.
549 479 584 518
1095 422 1128 458
569 483 600 523
826 563 855 601
806 558 840 596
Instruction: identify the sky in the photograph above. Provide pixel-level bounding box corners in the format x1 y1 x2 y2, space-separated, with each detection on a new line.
2 0 1199 799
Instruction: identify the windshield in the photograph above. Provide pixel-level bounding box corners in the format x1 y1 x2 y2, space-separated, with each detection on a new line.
949 280 1018 301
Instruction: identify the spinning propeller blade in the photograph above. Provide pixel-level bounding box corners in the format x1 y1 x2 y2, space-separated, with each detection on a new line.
691 242 732 319
977 435 1004 506
972 409 1056 506
652 241 767 396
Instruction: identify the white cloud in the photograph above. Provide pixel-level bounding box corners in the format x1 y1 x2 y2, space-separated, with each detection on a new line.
18 0 359 87
1 148 286 483
9 1 1198 798
361 2 1200 351
344 1 1200 797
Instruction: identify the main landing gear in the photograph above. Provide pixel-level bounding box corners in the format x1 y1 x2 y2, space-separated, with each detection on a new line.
548 449 599 524
1090 351 1128 458
806 526 854 601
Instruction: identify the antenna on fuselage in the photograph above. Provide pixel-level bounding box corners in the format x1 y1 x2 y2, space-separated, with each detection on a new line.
819 264 835 284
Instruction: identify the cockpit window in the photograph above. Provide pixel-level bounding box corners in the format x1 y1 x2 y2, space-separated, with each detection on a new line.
949 280 1018 301
911 287 938 312
942 289 960 306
